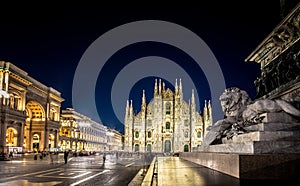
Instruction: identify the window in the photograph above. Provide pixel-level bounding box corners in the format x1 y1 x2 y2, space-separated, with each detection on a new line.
184 120 189 126
148 131 152 138
135 131 139 138
184 131 189 138
184 144 189 152
147 144 151 152
197 131 201 138
166 122 170 129
166 102 171 115
134 144 139 152
147 120 152 127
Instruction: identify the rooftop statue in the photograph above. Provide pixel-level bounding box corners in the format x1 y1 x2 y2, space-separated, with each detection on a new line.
201 87 300 148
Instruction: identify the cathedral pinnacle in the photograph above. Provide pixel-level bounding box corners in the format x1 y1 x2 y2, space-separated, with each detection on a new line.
142 89 146 106
154 79 158 96
159 79 162 95
175 79 178 94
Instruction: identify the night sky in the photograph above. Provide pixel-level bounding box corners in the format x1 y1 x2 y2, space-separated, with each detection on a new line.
0 1 296 134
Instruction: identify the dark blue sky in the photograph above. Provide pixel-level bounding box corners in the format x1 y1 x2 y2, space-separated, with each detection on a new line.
1 2 295 133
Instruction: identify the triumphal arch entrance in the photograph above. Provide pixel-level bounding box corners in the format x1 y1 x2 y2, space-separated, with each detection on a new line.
0 61 64 154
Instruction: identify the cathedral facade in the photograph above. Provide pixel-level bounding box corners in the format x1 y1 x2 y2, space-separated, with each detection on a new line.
124 79 212 153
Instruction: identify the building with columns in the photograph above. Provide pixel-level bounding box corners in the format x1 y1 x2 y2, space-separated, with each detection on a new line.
106 128 123 151
59 108 107 152
0 61 64 154
124 79 212 153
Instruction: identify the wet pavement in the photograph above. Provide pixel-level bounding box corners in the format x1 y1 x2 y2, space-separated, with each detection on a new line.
156 157 240 186
154 156 297 186
0 153 143 186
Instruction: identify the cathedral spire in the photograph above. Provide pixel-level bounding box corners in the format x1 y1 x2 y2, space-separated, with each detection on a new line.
204 100 208 121
191 89 195 105
130 100 133 117
142 89 146 106
191 89 196 112
175 79 178 95
208 100 212 120
126 99 129 115
154 79 158 96
125 99 129 121
159 79 162 95
141 89 146 114
179 78 183 97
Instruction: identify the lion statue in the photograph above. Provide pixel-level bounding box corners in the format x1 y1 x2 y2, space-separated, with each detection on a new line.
200 87 300 149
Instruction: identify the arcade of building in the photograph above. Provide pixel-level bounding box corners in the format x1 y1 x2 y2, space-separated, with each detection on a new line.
0 61 122 155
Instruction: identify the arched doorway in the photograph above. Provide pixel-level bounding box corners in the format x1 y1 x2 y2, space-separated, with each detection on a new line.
184 144 189 152
32 134 40 152
6 127 18 147
134 144 139 152
25 101 46 152
164 140 171 153
147 144 152 152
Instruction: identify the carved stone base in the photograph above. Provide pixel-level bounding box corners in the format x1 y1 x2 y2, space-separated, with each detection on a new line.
259 112 299 123
180 152 300 179
207 140 300 154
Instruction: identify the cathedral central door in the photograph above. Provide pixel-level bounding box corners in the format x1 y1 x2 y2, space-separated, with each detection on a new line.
164 140 171 153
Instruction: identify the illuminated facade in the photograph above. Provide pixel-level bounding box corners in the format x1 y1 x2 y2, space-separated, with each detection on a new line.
0 61 64 154
124 79 212 153
59 108 107 152
106 128 123 151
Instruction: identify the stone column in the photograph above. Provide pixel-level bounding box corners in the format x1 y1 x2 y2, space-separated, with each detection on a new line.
28 120 33 152
43 129 49 151
18 123 24 151
0 121 7 152
40 130 45 151
55 129 59 149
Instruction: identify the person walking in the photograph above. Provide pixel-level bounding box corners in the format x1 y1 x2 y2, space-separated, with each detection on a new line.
103 153 106 164
64 150 69 164
50 153 54 164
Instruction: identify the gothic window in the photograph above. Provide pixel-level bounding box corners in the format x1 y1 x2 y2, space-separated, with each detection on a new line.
197 131 201 138
166 122 170 129
184 131 189 138
135 131 139 138
148 131 152 138
166 102 171 115
184 144 189 152
147 119 152 127
184 119 189 126
134 144 139 152
147 144 152 152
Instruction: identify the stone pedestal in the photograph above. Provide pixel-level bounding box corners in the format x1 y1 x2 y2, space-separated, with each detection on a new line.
180 152 300 179
181 112 300 179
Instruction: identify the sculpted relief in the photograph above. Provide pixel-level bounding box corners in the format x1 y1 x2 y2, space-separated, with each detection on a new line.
201 87 300 148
